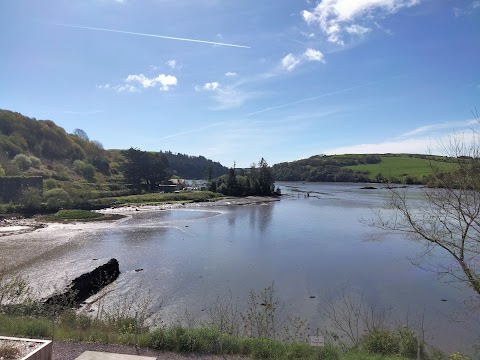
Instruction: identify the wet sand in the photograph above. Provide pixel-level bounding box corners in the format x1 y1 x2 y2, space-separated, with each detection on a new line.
0 196 279 273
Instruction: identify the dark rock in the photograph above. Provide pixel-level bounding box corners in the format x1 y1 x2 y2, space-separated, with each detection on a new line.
44 258 120 307
135 268 144 272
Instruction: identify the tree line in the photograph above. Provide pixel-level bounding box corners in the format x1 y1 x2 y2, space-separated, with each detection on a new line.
272 154 380 182
208 158 277 196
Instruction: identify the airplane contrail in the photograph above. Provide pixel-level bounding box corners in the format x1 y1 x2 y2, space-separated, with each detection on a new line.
54 24 251 49
246 75 404 116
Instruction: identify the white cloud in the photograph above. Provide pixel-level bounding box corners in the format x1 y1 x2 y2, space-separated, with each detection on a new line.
201 82 220 91
98 73 177 93
225 72 238 77
117 84 138 93
166 59 177 69
302 0 420 45
125 73 177 91
280 49 326 72
304 48 325 63
281 53 301 71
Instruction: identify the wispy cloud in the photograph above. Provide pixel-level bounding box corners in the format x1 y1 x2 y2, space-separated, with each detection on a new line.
302 0 420 46
325 118 480 155
453 1 480 17
225 72 238 77
166 59 178 69
247 75 400 116
399 119 478 137
159 122 225 140
324 137 434 155
195 80 256 110
54 24 251 49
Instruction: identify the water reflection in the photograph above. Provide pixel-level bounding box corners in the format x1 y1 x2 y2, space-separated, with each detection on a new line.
9 183 478 353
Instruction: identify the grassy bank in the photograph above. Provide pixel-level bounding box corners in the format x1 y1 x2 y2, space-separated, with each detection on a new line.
0 191 223 217
43 209 106 221
0 313 411 360
91 190 222 207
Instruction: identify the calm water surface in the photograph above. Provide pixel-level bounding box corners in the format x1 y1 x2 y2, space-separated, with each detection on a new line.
19 182 480 352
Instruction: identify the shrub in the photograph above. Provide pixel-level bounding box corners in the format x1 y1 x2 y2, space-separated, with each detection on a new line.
43 178 57 190
29 156 41 168
12 153 31 171
18 188 42 212
44 188 71 209
397 327 422 358
0 164 4 177
73 160 96 182
361 330 399 356
319 343 341 360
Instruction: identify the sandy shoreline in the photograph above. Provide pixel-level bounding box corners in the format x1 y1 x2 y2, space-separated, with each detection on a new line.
0 196 279 274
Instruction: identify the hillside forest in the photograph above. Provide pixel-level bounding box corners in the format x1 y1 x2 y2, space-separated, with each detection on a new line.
0 109 462 214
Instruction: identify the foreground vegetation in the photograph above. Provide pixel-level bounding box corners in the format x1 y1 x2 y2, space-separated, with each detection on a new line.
0 274 470 360
0 313 415 360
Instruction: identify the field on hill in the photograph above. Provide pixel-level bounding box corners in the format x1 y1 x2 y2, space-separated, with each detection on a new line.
345 155 457 182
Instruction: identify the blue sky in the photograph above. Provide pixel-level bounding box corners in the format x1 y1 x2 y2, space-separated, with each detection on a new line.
1 0 479 167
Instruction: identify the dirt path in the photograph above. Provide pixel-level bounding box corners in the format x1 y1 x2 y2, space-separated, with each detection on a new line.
52 341 251 360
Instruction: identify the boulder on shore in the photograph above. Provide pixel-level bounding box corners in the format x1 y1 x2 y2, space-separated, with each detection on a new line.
44 258 120 307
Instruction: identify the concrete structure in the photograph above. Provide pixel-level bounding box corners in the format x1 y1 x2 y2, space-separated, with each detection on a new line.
75 351 156 360
0 336 52 360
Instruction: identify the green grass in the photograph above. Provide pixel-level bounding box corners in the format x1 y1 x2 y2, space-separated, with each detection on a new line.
92 191 222 207
0 313 412 360
345 155 457 182
45 209 105 221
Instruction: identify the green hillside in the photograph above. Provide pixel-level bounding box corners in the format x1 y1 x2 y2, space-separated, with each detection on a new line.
0 109 227 183
273 153 458 184
345 154 457 183
0 109 229 212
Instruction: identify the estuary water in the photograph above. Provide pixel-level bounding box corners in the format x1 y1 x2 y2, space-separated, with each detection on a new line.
13 182 480 353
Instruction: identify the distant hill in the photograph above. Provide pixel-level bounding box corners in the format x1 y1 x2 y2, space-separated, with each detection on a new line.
160 151 227 180
273 153 458 184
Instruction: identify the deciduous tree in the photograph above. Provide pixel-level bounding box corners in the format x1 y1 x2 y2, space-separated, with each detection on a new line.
373 122 480 300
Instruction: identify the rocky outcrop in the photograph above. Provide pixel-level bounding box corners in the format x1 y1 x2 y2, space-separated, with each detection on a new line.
44 258 120 307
